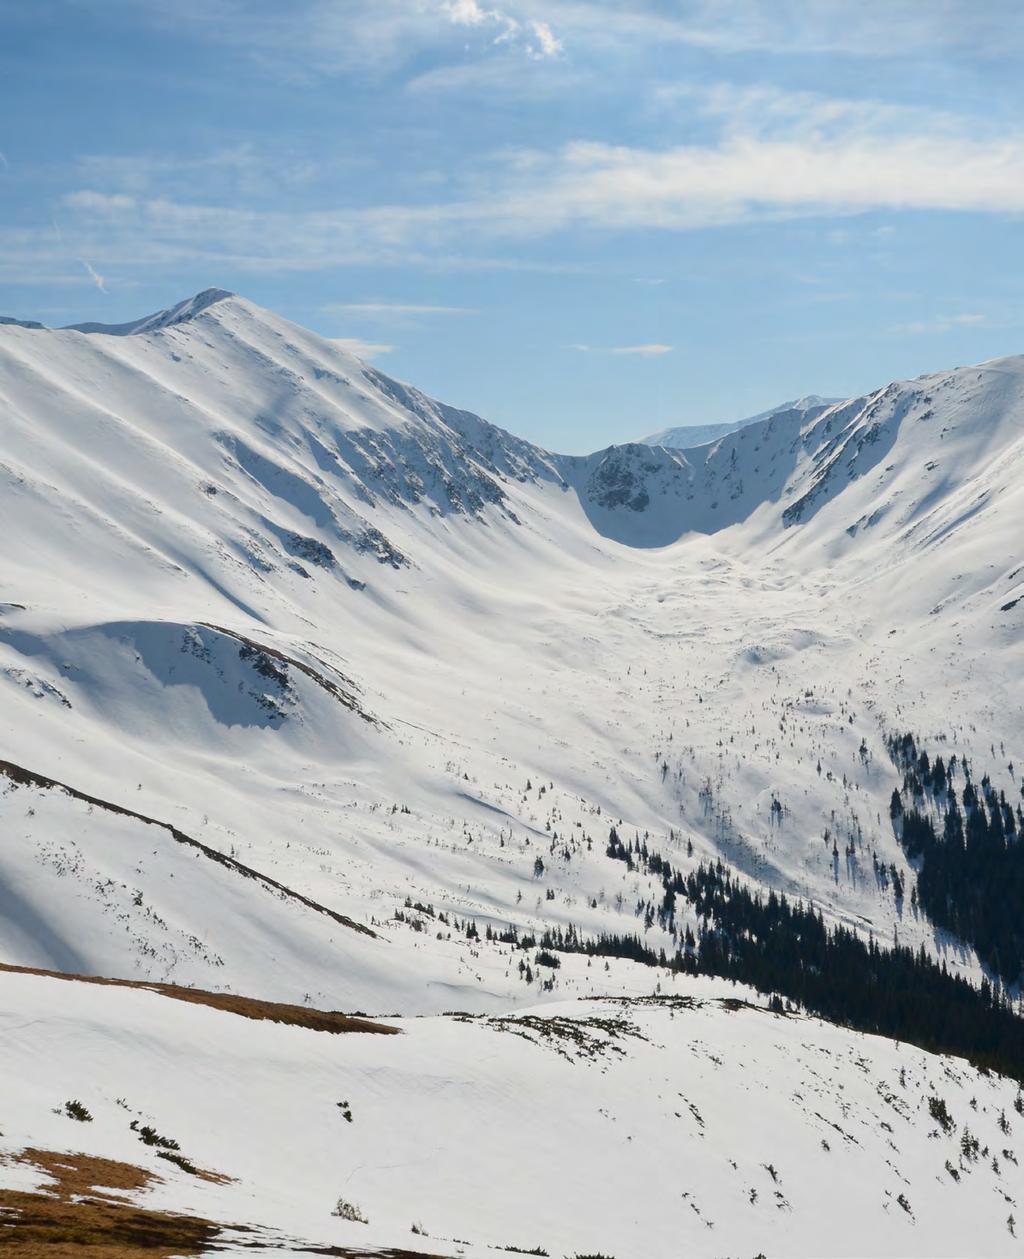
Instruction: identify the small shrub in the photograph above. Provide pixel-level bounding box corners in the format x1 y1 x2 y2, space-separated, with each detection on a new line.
131 1120 180 1150
332 1198 368 1224
928 1096 955 1134
157 1150 200 1176
64 1100 92 1122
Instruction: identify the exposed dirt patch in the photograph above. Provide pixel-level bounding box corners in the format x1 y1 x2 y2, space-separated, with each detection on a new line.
0 1148 220 1259
0 1151 439 1258
0 963 399 1036
17 1148 155 1196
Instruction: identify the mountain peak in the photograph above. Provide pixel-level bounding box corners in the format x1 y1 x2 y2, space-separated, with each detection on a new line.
61 287 236 337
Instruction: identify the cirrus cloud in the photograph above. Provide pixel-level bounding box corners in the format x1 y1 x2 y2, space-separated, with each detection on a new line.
21 85 1024 290
328 337 395 358
572 342 673 356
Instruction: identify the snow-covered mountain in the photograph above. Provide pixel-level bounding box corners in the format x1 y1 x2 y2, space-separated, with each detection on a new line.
1 289 1023 1257
640 394 841 450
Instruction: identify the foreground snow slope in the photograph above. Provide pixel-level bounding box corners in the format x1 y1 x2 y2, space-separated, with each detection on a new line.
3 966 1023 1259
0 289 1021 1016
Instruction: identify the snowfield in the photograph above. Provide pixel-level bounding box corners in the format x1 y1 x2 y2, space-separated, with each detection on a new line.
4 965 1024 1258
0 289 1022 1255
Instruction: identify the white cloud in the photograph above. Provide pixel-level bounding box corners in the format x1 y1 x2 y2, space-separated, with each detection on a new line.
443 0 489 24
328 337 395 358
443 0 518 43
69 191 138 214
127 0 564 77
528 20 562 58
441 0 562 58
17 84 1024 289
324 302 473 316
571 342 673 356
486 105 1024 234
79 259 107 293
83 0 1024 99
526 1 1020 61
406 55 576 94
890 313 987 335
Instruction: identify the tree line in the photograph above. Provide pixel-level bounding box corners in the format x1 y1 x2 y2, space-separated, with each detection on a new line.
596 824 1024 1080
888 732 1024 988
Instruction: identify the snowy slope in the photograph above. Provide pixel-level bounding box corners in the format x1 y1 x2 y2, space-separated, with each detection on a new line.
1 292 1024 1256
641 394 840 449
3 965 1024 1259
0 289 1021 1021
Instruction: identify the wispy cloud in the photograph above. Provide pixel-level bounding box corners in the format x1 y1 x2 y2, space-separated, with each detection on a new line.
324 302 474 316
405 54 577 95
116 1 1022 78
441 1 562 59
611 343 672 355
520 1 1021 61
328 337 395 358
79 259 107 293
572 342 673 356
890 312 986 335
10 81 1024 291
119 0 564 80
528 19 561 58
73 145 330 199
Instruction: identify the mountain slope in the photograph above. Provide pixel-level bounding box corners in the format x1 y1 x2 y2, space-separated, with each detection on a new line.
641 394 840 449
0 291 1021 1012
4 965 1023 1259
2 289 1024 1257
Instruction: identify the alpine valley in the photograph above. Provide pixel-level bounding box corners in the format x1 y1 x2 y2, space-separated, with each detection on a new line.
2 289 1023 1258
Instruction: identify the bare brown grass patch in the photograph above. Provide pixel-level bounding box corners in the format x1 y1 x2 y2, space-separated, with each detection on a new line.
0 1148 219 1258
0 1150 453 1258
0 963 399 1036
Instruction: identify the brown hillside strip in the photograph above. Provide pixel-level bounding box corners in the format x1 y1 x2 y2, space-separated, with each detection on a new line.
0 758 376 938
0 962 399 1035
0 1150 444 1259
0 1148 219 1259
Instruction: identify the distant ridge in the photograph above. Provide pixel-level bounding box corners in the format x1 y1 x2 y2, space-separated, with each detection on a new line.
642 394 841 449
0 315 46 330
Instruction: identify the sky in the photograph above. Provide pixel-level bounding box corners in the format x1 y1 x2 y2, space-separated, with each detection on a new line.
2 0 1024 452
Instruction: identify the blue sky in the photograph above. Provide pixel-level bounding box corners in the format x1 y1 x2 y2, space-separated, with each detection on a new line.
2 1 1024 451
